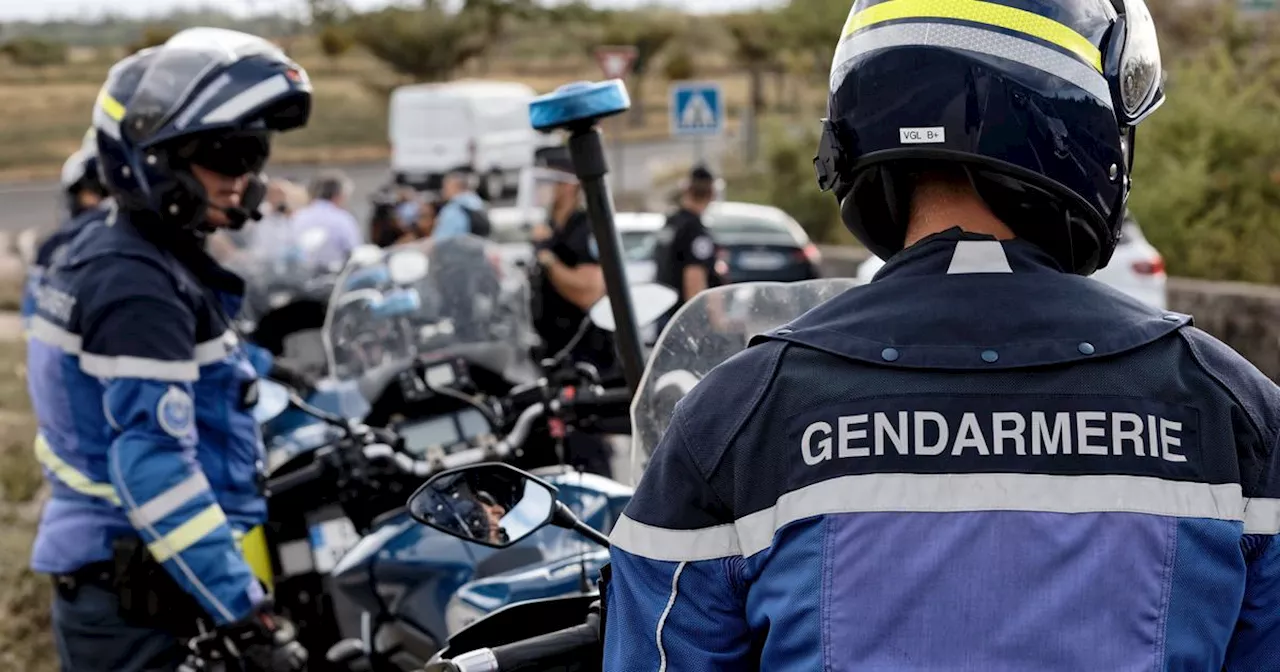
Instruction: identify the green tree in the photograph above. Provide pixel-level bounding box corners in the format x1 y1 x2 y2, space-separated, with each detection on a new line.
1 36 69 66
317 23 354 62
724 11 789 162
308 0 348 26
1127 44 1280 284
588 10 680 127
461 0 536 72
351 6 488 82
780 0 849 78
724 119 841 243
663 48 696 82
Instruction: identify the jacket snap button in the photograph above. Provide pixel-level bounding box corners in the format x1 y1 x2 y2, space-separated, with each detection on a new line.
981 350 999 363
881 348 899 362
1163 314 1180 321
1078 342 1095 355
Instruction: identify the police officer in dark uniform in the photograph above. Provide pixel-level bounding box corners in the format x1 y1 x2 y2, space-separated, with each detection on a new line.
606 0 1280 669
529 150 615 377
526 149 617 476
655 166 723 311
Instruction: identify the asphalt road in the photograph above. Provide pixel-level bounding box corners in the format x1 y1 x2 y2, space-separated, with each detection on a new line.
0 137 728 234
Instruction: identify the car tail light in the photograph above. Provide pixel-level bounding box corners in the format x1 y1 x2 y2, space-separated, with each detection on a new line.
798 243 822 265
1132 256 1165 276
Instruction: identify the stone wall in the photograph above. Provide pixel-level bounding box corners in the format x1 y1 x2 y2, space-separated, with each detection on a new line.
817 246 1280 381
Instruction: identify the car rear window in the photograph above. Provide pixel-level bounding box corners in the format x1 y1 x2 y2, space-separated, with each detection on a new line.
621 230 657 262
707 214 806 246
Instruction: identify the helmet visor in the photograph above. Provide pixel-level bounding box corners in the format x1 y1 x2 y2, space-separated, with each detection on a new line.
177 130 271 177
1116 0 1163 123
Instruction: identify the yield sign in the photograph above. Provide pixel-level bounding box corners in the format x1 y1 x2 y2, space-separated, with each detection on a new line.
594 45 639 80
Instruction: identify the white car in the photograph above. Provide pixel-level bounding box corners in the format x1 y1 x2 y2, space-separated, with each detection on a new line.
855 217 1167 309
488 205 666 284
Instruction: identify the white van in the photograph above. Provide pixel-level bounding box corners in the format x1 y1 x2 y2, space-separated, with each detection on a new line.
388 80 553 198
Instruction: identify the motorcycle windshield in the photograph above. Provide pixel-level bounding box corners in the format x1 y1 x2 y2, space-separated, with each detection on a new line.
322 234 539 385
227 222 343 324
628 279 858 485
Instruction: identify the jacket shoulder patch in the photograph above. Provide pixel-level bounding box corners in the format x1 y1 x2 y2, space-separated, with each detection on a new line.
157 386 195 439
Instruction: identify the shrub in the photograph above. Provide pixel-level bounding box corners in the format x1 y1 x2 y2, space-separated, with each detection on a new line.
1 38 68 68
317 23 354 61
1127 45 1280 283
723 118 842 243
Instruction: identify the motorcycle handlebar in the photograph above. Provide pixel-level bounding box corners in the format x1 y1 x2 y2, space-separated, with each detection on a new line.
266 460 325 496
444 617 600 672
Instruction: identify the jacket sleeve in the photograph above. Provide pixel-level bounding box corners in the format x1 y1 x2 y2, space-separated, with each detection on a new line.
432 204 469 240
1224 435 1280 670
242 342 274 377
81 262 264 625
605 401 752 671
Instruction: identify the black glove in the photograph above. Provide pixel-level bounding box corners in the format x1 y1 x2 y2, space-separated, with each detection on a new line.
225 605 308 672
269 360 315 395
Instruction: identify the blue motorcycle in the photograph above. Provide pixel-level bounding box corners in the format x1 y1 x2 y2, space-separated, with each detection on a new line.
243 236 652 672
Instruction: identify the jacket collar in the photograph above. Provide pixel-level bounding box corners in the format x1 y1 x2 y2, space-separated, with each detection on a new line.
754 231 1190 370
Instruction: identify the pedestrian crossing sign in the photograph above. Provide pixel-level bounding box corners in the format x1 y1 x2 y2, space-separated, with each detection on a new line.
670 82 724 137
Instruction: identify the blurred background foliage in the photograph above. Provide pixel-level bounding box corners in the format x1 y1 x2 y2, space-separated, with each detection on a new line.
0 0 1278 281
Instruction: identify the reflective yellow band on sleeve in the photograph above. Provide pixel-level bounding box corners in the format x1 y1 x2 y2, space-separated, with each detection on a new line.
96 89 126 122
147 504 227 563
34 433 121 505
842 0 1103 72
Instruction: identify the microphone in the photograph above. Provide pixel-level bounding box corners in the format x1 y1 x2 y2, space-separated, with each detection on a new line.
222 205 263 230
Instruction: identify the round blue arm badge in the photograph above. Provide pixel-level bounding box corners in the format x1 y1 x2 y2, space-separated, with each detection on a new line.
157 386 195 439
587 234 600 261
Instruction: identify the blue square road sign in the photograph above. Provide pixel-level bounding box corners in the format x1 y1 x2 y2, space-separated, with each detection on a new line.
670 82 724 137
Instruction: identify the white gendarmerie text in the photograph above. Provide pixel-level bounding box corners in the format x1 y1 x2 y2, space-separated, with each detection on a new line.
800 411 1187 465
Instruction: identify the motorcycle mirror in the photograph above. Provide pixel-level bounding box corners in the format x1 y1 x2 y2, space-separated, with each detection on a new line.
387 249 429 285
252 378 292 424
408 463 558 549
588 283 678 333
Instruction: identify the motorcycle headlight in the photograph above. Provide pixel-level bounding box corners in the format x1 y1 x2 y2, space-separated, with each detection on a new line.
445 594 489 637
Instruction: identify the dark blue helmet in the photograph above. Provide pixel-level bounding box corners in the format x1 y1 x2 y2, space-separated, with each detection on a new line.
814 0 1164 274
61 128 107 218
94 28 312 232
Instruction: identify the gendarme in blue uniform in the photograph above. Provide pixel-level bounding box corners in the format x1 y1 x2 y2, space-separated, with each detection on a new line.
21 205 110 327
606 231 1280 671
28 207 266 624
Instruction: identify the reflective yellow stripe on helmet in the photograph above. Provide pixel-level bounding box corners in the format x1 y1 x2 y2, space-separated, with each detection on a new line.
33 433 121 505
842 0 1103 72
233 525 275 593
96 88 126 122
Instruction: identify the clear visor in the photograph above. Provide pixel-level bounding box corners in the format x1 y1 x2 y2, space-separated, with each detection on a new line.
125 48 223 142
125 29 288 143
1117 0 1163 121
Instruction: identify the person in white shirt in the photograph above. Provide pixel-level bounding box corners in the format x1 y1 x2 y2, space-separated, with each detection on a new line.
290 169 363 266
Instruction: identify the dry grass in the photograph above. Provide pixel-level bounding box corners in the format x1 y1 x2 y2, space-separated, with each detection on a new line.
0 38 824 179
0 338 54 672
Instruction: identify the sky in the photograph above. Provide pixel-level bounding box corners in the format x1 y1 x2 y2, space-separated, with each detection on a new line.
0 0 776 22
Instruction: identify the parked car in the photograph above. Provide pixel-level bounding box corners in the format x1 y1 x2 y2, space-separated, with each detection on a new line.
703 201 823 283
855 213 1168 309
